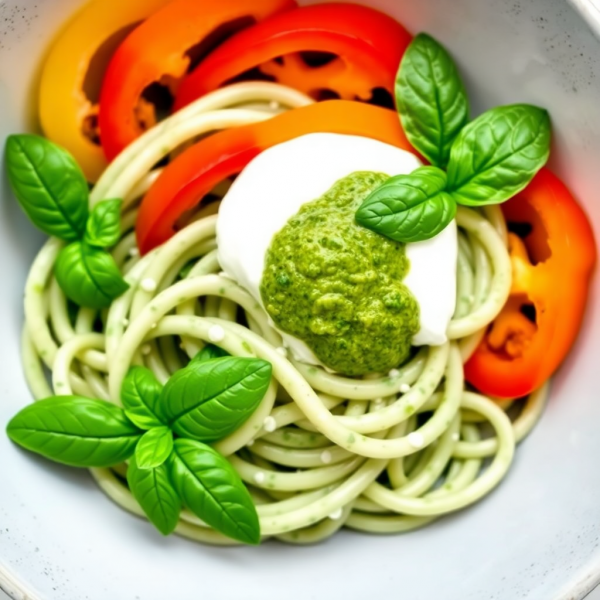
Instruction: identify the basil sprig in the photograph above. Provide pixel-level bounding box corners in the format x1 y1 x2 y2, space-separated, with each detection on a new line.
4 134 128 308
6 352 271 544
356 34 551 243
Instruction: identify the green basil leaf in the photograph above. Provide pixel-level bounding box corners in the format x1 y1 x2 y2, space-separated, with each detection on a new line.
121 367 165 429
135 427 173 470
396 33 469 168
169 438 260 544
55 241 129 309
162 357 272 442
356 166 456 243
446 104 551 205
6 396 142 467
4 134 89 241
85 199 122 248
127 454 181 536
189 344 230 367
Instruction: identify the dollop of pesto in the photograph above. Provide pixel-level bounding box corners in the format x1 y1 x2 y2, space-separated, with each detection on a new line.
260 172 419 376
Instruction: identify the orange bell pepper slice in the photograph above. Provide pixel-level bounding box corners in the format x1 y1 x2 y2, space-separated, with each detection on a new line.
136 101 416 254
98 0 296 161
174 3 412 111
39 0 174 182
465 168 596 398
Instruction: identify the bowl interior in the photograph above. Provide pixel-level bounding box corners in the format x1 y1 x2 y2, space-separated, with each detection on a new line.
1 1 600 599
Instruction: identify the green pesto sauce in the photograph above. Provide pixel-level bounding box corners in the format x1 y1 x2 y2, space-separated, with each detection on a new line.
260 172 420 376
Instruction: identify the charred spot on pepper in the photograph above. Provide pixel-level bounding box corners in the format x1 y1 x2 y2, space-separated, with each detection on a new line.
133 17 259 133
312 89 342 101
507 221 533 238
81 114 101 146
83 23 141 105
520 303 537 324
363 87 395 110
313 85 394 108
249 52 391 106
80 22 141 146
136 79 176 131
185 17 257 74
487 295 538 360
506 201 551 265
254 53 351 99
223 67 277 86
298 51 338 68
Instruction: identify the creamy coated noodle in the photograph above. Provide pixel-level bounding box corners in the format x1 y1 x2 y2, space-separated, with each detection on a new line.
22 82 547 544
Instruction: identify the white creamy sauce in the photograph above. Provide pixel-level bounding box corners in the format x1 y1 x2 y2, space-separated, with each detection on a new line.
217 133 457 367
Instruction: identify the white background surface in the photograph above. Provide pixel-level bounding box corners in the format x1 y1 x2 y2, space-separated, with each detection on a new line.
0 583 599 600
2 0 600 599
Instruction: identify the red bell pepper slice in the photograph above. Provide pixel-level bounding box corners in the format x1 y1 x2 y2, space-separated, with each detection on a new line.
135 100 416 254
98 0 296 160
174 3 412 111
465 168 596 398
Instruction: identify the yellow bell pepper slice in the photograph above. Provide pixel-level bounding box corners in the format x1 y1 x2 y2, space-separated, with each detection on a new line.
38 0 173 182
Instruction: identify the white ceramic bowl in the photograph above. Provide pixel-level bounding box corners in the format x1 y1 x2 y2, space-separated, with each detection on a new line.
1 1 600 599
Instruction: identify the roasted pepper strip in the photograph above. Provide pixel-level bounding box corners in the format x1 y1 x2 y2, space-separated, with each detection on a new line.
174 3 412 110
136 101 416 254
98 0 296 160
465 168 596 398
39 0 174 182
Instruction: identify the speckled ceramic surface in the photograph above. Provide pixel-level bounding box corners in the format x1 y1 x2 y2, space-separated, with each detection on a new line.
1 1 600 599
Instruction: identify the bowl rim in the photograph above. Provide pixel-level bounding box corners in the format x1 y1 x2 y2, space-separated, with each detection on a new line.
2 1 600 599
568 0 600 39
